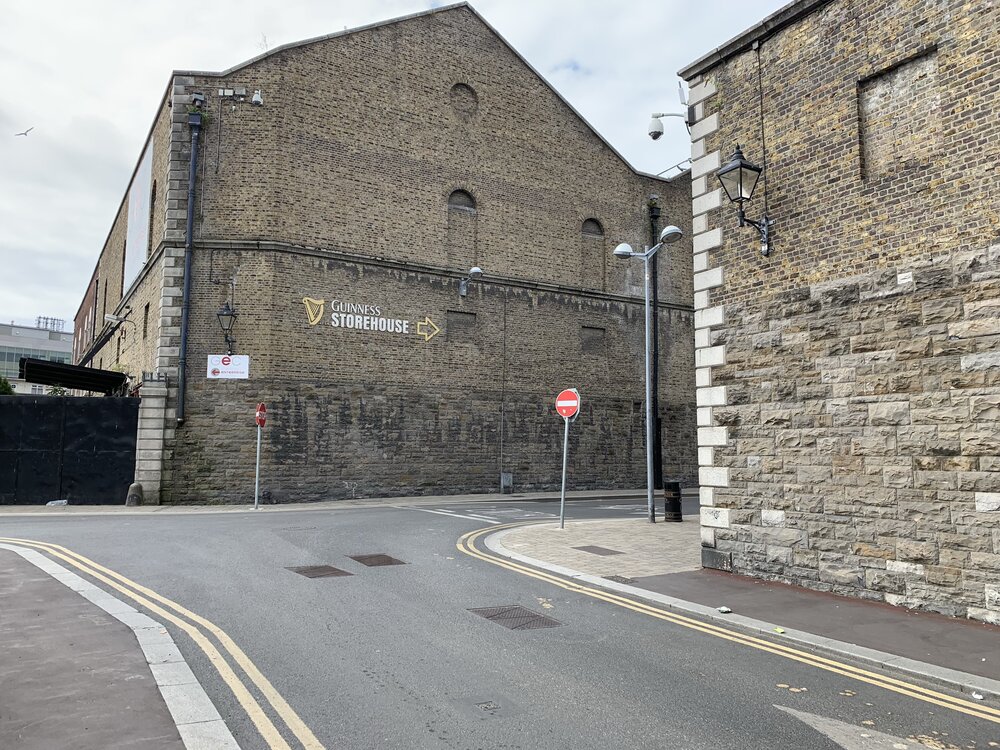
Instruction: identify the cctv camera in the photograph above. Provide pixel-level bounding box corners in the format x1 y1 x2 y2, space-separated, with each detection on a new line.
648 117 664 140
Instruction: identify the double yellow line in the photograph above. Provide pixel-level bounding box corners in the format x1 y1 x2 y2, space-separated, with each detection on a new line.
458 523 1000 725
0 537 325 750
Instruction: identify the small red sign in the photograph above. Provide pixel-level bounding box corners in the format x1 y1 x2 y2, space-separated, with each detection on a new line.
255 402 267 427
555 389 580 419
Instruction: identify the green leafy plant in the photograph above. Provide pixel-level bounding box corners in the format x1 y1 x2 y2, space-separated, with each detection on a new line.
47 385 69 396
0 376 13 395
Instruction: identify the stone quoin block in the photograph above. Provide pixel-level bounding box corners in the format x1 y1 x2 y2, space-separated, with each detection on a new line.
694 305 725 329
696 386 727 407
700 506 730 528
693 267 724 292
699 466 729 488
692 189 723 217
689 113 718 141
695 345 726 368
976 493 1000 512
693 228 722 254
697 426 728 446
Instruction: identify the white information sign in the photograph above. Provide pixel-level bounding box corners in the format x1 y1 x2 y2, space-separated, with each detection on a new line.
207 354 250 379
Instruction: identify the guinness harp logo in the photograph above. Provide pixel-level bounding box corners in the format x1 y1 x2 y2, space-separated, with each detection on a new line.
302 297 325 326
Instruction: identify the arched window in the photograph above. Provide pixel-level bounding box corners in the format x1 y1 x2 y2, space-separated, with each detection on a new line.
580 218 605 290
447 189 477 268
448 189 477 212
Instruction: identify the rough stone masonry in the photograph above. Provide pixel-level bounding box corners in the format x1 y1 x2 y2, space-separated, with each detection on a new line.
680 0 1000 621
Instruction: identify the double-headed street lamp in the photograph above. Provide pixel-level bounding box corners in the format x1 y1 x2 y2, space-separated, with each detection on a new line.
614 225 684 523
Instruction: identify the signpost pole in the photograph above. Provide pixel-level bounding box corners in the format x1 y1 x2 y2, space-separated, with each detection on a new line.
554 388 580 530
559 416 570 529
254 423 262 510
254 402 266 510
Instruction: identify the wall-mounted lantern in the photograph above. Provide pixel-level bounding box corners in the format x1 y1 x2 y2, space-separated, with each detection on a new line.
216 301 237 354
717 144 773 256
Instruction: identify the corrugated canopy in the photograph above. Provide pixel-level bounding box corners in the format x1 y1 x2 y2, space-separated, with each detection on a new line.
18 357 128 395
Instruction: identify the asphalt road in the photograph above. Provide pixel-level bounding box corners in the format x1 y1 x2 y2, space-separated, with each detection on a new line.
2 497 997 749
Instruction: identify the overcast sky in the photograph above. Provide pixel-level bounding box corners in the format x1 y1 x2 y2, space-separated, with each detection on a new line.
0 0 786 329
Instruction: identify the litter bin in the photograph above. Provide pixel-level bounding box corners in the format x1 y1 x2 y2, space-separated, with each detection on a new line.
663 481 683 522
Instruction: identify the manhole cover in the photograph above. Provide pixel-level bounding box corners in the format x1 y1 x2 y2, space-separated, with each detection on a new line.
287 565 352 578
468 605 562 630
573 545 624 556
349 554 406 567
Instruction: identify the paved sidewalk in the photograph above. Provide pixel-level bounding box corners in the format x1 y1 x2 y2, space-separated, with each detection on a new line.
0 487 650 514
495 518 1000 690
500 515 701 578
0 549 184 750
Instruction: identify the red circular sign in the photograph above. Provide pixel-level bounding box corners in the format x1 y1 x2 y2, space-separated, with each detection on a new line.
221 356 232 366
255 402 267 427
555 389 580 419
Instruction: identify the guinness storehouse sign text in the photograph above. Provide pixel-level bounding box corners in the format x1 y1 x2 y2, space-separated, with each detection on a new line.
302 297 440 342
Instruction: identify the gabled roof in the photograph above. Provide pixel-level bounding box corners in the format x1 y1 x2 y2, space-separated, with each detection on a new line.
173 2 671 184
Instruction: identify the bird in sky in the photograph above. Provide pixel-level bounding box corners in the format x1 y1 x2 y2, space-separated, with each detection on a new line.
15 127 33 136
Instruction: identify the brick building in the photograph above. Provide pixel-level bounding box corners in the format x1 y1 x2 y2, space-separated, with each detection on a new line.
681 0 999 620
73 4 696 504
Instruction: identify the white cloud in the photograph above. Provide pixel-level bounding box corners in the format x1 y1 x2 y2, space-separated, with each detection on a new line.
0 0 786 326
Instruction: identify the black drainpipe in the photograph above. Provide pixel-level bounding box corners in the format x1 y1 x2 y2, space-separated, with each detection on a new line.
176 103 203 426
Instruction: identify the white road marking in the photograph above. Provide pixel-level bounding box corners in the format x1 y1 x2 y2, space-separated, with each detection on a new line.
390 506 500 524
776 705 916 749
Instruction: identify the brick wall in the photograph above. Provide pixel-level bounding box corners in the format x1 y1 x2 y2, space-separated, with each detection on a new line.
682 0 1000 620
78 92 173 377
164 242 694 503
78 5 697 504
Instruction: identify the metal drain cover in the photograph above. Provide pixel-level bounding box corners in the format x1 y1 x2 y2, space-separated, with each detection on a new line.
573 545 624 556
349 554 406 567
468 605 562 630
287 565 352 578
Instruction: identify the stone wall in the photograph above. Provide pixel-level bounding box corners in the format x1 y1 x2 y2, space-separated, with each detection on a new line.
681 0 999 620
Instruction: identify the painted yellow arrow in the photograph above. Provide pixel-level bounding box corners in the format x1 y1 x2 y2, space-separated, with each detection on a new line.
416 317 440 342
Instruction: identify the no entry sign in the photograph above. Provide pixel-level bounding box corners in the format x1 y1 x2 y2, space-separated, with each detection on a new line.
555 389 580 419
555 388 581 529
255 402 267 427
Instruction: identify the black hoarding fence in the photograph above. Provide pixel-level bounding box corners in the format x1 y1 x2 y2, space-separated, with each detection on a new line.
0 396 139 505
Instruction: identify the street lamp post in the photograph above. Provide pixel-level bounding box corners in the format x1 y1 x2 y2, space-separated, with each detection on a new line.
614 225 684 523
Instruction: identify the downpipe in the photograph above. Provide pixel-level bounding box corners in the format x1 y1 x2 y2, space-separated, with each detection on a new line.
176 114 201 426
